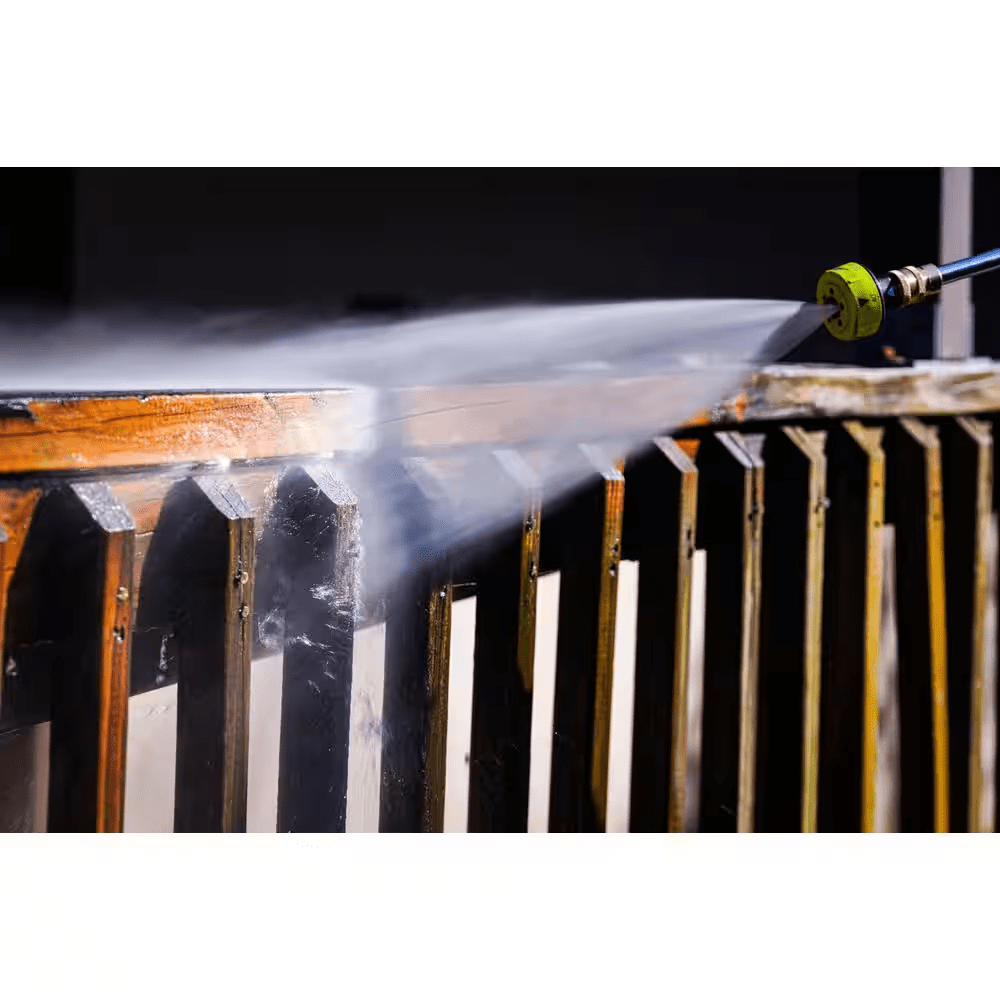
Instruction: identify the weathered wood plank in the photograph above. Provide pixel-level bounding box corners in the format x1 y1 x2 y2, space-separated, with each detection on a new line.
392 364 1000 451
623 437 697 833
6 363 1000 477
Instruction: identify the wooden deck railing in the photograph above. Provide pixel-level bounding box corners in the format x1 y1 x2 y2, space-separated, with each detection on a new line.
1 361 997 832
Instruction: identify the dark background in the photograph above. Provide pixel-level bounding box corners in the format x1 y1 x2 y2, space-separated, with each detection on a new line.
2 168 998 364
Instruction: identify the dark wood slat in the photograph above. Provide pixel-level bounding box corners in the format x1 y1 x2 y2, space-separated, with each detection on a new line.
755 427 827 832
885 417 949 832
467 450 541 833
380 576 452 832
623 437 697 833
378 458 454 833
1 483 134 831
684 432 763 832
818 421 884 832
256 466 360 833
132 476 255 832
939 416 993 832
542 446 624 833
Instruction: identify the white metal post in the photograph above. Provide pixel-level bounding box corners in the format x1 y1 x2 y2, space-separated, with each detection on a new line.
935 167 975 360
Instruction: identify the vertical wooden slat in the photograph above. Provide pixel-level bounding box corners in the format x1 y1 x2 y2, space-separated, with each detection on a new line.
379 457 454 833
83 485 135 834
133 477 254 832
686 431 763 832
940 417 992 831
253 466 360 833
820 421 884 832
423 581 452 832
543 445 624 833
886 417 950 832
755 427 827 832
1 483 134 831
467 450 541 832
623 436 697 833
380 576 452 832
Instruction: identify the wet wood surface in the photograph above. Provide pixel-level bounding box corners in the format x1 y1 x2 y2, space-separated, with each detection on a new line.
6 364 1000 476
0 391 357 475
265 466 359 833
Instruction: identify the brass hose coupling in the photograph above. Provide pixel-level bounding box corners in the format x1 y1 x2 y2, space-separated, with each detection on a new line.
885 263 943 308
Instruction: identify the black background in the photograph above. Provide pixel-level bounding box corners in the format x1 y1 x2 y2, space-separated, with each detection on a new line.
2 167 996 364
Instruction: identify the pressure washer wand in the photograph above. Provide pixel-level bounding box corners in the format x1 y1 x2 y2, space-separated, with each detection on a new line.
817 247 1000 341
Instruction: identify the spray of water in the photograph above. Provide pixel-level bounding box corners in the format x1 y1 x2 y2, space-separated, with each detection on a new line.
0 298 835 606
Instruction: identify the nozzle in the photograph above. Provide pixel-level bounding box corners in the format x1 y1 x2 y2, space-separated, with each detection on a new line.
816 262 884 342
817 247 1000 341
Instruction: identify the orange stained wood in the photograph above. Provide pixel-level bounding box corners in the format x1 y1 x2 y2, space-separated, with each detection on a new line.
0 391 357 476
8 365 1000 479
99 525 133 831
77 485 136 833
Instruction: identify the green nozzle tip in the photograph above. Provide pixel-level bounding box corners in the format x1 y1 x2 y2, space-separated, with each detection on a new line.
816 262 884 341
